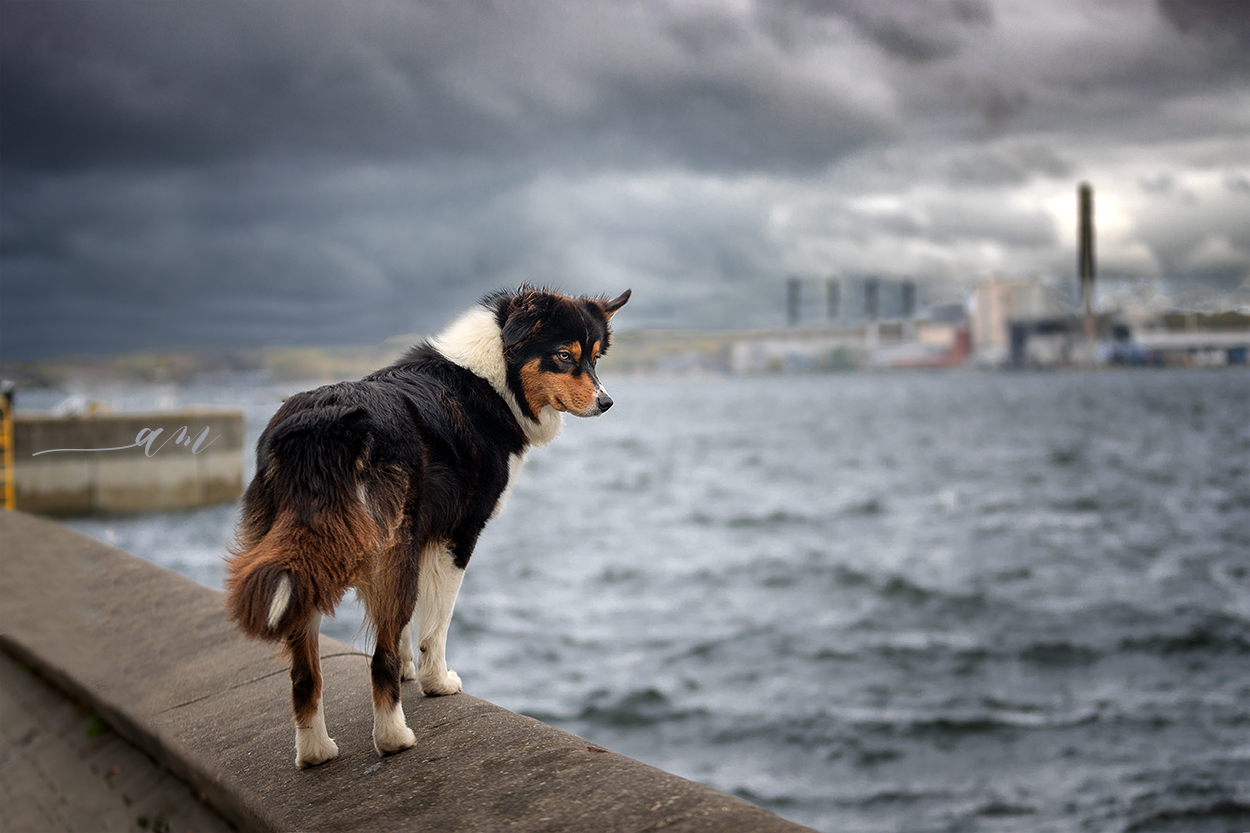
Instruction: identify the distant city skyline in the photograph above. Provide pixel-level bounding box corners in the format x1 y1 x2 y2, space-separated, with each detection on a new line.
3 0 1248 360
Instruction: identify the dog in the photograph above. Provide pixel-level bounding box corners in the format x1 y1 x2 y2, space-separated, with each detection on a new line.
224 286 629 768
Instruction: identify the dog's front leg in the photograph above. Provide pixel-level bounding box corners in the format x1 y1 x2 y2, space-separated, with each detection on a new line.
399 620 417 681
416 542 465 696
289 613 339 768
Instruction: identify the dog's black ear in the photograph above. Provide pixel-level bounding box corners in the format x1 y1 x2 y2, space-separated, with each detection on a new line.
603 289 631 321
501 290 550 348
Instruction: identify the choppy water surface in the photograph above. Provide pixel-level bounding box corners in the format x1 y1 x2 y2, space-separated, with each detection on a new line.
61 370 1249 833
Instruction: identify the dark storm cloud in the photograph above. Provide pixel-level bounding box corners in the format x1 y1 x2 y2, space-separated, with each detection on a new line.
944 143 1073 187
1157 0 1250 47
1 2 512 172
1 0 906 359
767 0 994 64
0 0 894 175
2 0 1248 360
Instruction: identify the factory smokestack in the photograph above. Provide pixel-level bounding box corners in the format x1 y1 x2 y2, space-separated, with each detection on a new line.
786 276 801 327
1078 182 1096 347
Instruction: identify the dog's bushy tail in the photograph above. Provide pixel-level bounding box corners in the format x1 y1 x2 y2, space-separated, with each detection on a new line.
224 405 378 641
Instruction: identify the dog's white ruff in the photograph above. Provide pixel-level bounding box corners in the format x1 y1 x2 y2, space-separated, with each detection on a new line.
429 305 563 448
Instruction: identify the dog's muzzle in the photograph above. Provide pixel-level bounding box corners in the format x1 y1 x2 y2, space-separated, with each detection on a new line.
571 387 613 418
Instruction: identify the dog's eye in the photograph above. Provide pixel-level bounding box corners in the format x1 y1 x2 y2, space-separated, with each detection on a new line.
556 350 573 363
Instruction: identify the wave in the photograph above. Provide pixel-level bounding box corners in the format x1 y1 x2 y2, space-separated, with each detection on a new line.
857 619 1250 668
1048 495 1104 513
1048 445 1084 466
1118 613 1250 655
854 707 1099 739
839 497 888 517
732 783 959 811
1016 639 1102 665
876 574 989 611
571 687 709 729
973 798 1040 818
705 700 1103 749
726 510 817 529
686 497 888 530
687 509 811 528
1123 798 1250 833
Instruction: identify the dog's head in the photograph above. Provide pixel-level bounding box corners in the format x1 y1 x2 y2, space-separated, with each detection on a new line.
491 287 630 420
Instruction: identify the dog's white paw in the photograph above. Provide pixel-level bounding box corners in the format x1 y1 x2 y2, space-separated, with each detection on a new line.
401 660 417 681
420 668 462 697
372 702 417 757
295 731 339 768
374 724 417 756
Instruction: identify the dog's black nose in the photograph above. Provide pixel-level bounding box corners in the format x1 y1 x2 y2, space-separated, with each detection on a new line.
596 392 613 412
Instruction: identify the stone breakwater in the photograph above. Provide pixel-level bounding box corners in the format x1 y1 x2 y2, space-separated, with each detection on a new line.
0 510 814 833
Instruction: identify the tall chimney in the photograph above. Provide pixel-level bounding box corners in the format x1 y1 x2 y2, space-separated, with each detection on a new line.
786 276 801 327
1078 183 1096 345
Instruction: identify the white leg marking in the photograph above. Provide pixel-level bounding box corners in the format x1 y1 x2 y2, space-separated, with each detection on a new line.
400 620 417 681
267 573 292 630
293 614 338 768
416 542 465 697
372 699 416 756
295 697 339 768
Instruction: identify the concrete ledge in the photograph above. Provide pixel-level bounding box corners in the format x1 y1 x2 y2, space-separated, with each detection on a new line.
0 511 815 833
0 649 235 832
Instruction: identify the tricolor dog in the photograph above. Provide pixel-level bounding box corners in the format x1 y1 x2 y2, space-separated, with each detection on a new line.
224 286 630 767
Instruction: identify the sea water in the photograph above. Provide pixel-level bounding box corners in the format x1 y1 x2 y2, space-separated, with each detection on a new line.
54 369 1249 833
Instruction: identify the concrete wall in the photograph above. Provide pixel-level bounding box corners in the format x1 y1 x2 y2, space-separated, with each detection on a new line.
12 412 243 515
0 511 815 833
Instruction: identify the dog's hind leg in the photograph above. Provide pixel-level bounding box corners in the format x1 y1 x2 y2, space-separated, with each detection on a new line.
369 618 418 755
289 613 339 768
361 549 419 757
416 541 465 697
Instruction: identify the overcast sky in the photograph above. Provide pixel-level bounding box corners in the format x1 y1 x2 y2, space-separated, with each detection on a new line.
3 0 1248 359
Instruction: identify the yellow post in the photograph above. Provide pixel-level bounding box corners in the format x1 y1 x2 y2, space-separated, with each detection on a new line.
1 382 15 510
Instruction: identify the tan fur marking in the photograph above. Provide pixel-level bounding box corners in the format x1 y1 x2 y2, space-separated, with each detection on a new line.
520 355 600 415
520 357 551 415
551 373 598 414
552 378 596 414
